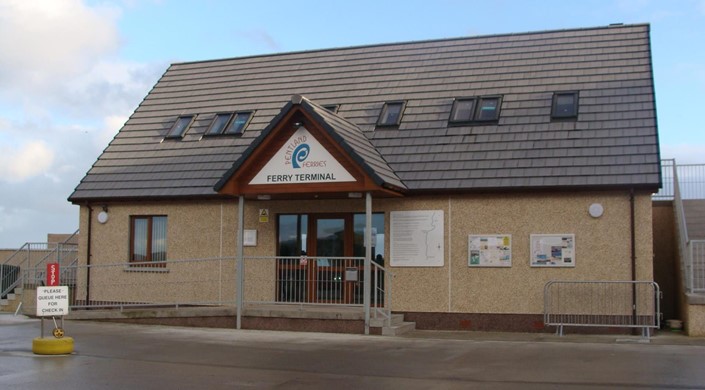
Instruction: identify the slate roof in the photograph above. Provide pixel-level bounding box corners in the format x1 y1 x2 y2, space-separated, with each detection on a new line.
214 95 407 192
69 23 661 202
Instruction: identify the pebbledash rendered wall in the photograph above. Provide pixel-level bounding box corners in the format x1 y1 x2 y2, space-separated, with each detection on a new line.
73 190 653 328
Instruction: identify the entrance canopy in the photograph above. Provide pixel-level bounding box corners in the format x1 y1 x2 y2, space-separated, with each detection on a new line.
215 95 406 199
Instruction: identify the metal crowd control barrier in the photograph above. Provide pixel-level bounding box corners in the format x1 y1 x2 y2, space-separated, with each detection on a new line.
544 281 660 337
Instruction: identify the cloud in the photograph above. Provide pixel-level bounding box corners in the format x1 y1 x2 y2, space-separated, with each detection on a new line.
0 0 165 247
0 141 55 182
0 0 121 92
237 29 282 51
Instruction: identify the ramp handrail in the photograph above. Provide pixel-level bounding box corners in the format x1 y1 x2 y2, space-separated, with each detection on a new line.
1 229 79 298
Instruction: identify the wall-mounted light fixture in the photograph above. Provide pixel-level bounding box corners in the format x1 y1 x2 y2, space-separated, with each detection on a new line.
97 205 109 224
588 203 604 218
256 194 271 200
348 192 363 199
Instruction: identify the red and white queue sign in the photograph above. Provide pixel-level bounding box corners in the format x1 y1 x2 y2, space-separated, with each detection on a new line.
36 263 69 317
36 286 69 317
46 263 60 287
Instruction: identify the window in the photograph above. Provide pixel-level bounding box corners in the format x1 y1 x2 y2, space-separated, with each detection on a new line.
165 115 194 139
449 98 477 122
476 97 501 121
130 216 167 265
377 101 405 126
204 111 253 136
206 113 233 135
552 92 578 118
225 111 253 135
323 104 339 113
448 96 502 124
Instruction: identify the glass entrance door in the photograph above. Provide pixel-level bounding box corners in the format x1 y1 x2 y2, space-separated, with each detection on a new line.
312 217 348 302
277 213 385 305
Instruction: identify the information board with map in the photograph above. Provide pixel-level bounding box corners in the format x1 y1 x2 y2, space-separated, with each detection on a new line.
390 210 444 267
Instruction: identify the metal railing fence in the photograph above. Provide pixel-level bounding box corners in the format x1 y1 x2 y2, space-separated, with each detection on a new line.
1 242 78 299
690 241 705 293
22 257 238 313
544 281 660 337
17 256 393 323
654 160 705 200
242 256 393 324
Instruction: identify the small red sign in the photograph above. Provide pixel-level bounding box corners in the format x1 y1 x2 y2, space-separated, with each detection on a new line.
47 263 60 286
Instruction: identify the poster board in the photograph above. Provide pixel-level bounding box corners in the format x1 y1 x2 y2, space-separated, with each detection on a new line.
390 210 444 267
530 234 575 267
468 235 511 267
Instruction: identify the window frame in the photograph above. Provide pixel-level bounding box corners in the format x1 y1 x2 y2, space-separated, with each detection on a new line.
165 115 195 139
448 97 478 123
202 111 254 137
129 215 167 267
551 91 579 119
376 101 406 127
322 104 340 113
204 113 235 136
474 96 502 122
224 111 254 135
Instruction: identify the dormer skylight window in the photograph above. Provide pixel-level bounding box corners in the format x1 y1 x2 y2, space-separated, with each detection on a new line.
225 111 253 135
377 101 405 126
476 97 501 121
165 115 195 139
204 111 253 136
448 96 502 124
206 113 233 135
552 92 578 118
449 98 477 123
323 104 339 113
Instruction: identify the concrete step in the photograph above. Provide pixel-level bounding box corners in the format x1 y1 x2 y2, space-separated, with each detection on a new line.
0 299 7 306
6 293 16 300
370 313 404 328
14 288 23 295
382 321 416 336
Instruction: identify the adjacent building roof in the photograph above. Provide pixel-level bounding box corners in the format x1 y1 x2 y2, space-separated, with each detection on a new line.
69 23 661 202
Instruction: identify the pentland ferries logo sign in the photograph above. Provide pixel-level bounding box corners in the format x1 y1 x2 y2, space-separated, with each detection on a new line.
250 127 356 185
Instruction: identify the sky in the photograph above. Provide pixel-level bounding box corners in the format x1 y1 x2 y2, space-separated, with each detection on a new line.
0 0 704 249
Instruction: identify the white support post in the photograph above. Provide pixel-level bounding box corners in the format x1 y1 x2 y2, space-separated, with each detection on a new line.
236 196 245 330
364 192 372 335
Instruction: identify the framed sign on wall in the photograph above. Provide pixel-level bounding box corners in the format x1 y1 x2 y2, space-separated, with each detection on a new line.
530 234 575 267
468 235 512 267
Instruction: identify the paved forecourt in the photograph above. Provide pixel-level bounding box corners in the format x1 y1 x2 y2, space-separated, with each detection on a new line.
1 314 705 389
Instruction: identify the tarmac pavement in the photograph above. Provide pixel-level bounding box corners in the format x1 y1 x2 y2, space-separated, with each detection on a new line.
2 313 705 389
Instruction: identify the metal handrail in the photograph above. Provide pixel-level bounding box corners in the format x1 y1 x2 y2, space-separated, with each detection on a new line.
673 161 693 292
1 229 79 298
371 261 394 327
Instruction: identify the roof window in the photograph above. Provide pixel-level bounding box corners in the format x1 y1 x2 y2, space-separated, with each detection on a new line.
377 101 405 126
225 111 253 135
476 97 501 121
323 104 339 113
165 115 194 139
449 96 502 123
449 98 476 123
206 113 233 135
204 111 253 136
552 92 578 118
